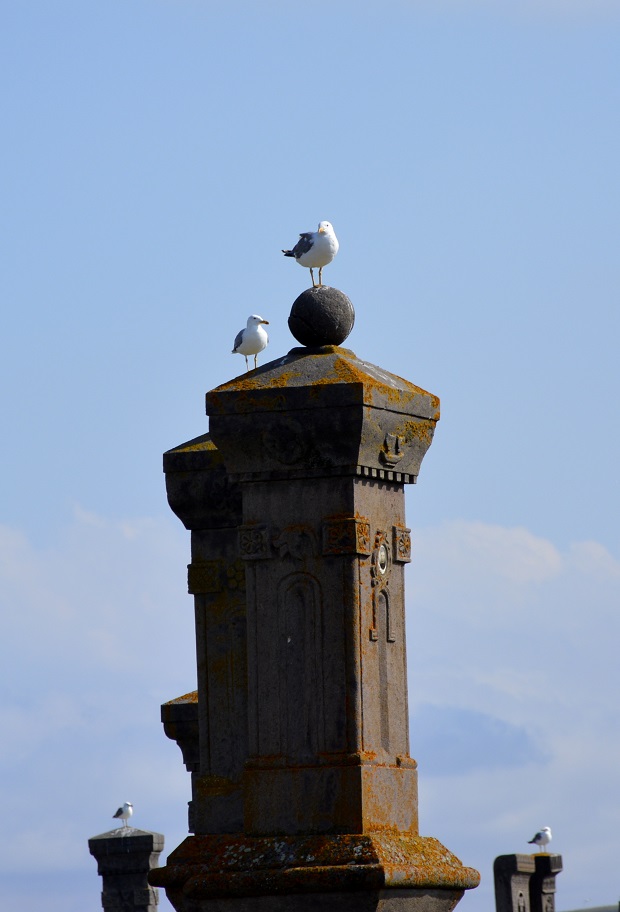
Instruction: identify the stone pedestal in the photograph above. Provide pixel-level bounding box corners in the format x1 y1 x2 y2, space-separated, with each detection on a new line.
89 827 164 912
151 321 479 910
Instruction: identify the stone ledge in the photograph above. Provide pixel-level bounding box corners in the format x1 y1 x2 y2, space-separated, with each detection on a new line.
149 833 480 901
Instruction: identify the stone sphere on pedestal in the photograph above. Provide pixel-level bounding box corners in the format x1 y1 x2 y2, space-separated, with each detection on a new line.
288 286 355 347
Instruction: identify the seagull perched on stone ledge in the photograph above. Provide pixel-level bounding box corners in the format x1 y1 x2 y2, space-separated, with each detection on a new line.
232 314 269 371
528 826 552 852
113 801 133 828
282 221 339 287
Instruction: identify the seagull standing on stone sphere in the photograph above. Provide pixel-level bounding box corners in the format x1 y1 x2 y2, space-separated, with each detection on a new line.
232 315 270 371
528 827 552 852
282 221 339 287
113 801 133 828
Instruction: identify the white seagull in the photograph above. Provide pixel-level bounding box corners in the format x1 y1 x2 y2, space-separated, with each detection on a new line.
232 314 269 371
282 221 339 287
113 801 133 828
528 826 552 852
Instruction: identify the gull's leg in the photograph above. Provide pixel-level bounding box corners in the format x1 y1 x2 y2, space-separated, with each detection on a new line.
254 354 258 368
310 267 315 287
244 355 249 371
318 267 323 286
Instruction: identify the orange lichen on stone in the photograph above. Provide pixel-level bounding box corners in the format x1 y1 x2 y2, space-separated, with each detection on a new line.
164 691 198 705
400 419 435 446
149 833 480 898
210 349 437 415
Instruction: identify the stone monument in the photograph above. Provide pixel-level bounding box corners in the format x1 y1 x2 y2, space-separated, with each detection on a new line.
150 287 479 911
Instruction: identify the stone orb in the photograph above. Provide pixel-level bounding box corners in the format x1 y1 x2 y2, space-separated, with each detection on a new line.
288 286 355 348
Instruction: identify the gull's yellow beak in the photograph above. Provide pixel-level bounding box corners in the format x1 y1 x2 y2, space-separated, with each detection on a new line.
261 320 270 324
318 225 325 233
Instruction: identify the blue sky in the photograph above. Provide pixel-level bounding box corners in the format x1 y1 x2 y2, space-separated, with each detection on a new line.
1 2 619 910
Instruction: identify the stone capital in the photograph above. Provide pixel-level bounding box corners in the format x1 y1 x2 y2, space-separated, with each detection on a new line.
205 346 439 482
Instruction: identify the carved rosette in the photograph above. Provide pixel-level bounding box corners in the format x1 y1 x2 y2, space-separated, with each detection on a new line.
392 525 412 563
262 417 307 465
239 524 271 560
322 517 372 556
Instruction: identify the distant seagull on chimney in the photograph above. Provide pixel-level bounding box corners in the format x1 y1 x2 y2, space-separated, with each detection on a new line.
528 826 552 852
113 801 133 828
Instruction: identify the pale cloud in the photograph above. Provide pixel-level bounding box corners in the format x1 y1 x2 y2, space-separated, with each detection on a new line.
0 509 193 898
569 539 620 577
420 520 564 584
407 519 620 911
1 512 619 910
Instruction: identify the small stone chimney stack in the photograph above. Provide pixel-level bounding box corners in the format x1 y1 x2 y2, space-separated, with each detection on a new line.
89 827 164 912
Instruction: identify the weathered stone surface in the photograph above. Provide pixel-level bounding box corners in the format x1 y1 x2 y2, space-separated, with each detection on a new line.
89 828 164 912
494 854 535 912
288 286 355 347
156 890 465 912
162 691 199 772
153 891 465 912
149 833 478 910
237 475 416 836
529 855 562 912
162 434 247 835
206 346 439 483
164 433 242 531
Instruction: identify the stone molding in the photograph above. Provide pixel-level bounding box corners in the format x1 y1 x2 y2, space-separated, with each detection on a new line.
149 833 480 902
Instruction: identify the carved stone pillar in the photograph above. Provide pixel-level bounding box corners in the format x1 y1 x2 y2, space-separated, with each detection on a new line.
151 340 479 911
163 432 246 833
530 855 563 912
494 854 536 912
89 828 164 912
